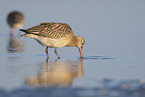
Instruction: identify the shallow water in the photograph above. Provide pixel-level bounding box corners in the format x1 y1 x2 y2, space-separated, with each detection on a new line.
0 0 145 96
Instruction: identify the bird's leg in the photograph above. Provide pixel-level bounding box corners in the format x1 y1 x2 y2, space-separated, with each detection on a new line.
54 48 60 59
10 27 14 34
45 47 49 58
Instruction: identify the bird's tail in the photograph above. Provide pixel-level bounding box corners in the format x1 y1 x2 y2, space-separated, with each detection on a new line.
19 29 29 33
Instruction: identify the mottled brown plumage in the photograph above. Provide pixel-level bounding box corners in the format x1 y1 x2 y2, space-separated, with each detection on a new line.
21 22 73 38
20 22 85 59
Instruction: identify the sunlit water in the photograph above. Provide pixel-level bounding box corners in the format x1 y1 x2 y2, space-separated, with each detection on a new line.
0 0 145 96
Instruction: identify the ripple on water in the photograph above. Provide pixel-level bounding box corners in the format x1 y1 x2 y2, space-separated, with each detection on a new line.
83 56 115 60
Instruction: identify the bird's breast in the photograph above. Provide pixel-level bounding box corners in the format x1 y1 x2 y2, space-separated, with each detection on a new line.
36 36 72 48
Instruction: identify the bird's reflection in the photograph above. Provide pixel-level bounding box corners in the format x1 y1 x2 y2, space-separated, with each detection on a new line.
25 58 84 88
7 32 24 53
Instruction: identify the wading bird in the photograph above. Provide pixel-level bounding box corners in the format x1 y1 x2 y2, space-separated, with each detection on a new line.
20 22 85 59
7 11 24 33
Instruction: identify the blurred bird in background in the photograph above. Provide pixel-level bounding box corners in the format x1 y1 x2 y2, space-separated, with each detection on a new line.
7 11 24 52
7 11 24 33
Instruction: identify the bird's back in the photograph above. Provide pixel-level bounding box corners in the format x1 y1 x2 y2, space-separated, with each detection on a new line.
22 22 74 39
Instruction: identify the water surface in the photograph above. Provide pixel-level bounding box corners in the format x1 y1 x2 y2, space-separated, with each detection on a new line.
0 0 145 96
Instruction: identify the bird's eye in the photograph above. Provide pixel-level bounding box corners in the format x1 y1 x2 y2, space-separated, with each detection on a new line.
82 42 84 45
81 39 85 46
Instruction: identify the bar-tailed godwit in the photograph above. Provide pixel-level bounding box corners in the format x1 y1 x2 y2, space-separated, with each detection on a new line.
20 22 85 59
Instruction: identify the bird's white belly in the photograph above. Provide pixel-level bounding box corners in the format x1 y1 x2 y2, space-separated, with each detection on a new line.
36 37 70 48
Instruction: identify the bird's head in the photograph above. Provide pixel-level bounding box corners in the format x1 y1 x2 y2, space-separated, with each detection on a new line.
76 36 85 58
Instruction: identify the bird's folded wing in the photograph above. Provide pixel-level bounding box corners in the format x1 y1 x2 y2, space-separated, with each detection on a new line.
26 22 73 38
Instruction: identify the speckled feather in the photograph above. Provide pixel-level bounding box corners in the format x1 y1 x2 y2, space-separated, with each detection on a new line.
22 22 74 39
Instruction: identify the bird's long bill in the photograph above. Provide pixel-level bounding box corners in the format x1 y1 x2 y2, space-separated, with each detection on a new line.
79 47 83 58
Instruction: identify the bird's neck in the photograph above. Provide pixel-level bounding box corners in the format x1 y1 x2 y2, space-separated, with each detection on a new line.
65 36 78 47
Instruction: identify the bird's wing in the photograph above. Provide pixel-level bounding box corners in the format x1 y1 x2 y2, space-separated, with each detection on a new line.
25 25 42 34
26 22 73 38
39 22 73 38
